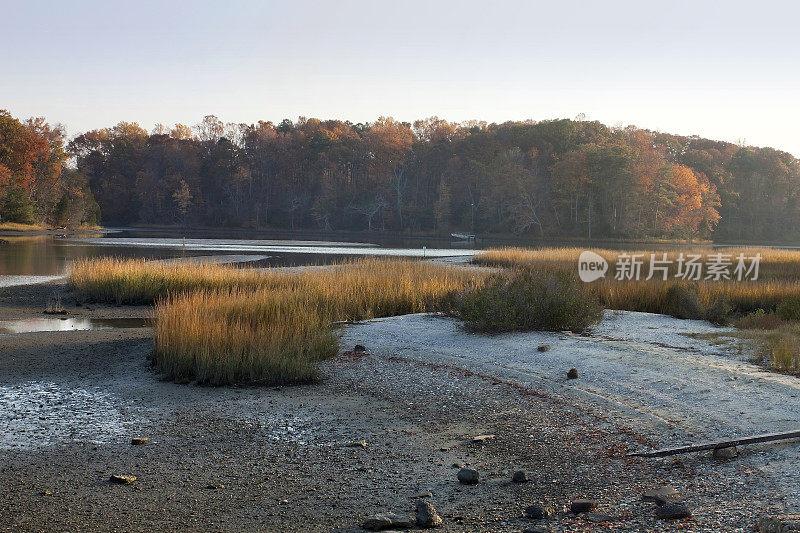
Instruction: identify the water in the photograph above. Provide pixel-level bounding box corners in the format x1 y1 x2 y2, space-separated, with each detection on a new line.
0 227 481 281
1 227 743 285
0 317 150 335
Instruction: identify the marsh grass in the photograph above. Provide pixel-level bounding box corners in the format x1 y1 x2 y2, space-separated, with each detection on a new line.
695 322 800 376
154 289 339 385
476 247 800 323
76 257 488 385
69 258 283 304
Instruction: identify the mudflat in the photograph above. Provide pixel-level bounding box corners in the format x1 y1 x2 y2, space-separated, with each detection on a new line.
0 283 786 531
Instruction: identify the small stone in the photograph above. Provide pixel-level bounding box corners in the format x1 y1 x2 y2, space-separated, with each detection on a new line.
642 485 680 505
457 468 479 485
567 368 579 379
416 500 443 528
570 499 596 513
524 504 553 519
472 434 495 443
656 502 692 520
537 344 551 352
362 512 413 531
414 490 433 498
712 446 738 459
353 344 367 353
511 470 528 483
346 440 367 448
205 483 224 489
756 513 800 532
131 437 148 445
109 475 136 485
451 462 463 469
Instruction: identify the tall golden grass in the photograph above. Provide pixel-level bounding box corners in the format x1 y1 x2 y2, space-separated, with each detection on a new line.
475 247 800 316
73 257 488 385
477 247 800 281
154 288 339 385
70 258 284 304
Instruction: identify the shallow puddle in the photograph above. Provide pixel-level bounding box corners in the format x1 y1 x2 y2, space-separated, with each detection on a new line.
0 317 149 335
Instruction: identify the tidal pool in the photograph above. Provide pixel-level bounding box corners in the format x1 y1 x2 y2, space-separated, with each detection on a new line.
0 317 150 335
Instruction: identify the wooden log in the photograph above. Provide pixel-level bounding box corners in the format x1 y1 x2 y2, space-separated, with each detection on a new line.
627 429 800 458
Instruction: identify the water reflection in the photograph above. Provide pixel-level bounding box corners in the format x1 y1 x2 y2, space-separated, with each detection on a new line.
0 229 479 278
0 317 150 335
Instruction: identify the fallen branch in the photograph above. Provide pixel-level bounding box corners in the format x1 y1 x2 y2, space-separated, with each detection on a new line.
628 430 800 458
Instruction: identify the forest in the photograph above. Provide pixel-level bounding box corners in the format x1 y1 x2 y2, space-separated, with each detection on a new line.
0 110 99 227
3 109 799 242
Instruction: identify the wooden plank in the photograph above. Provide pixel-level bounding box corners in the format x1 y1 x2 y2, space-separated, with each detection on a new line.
627 429 800 458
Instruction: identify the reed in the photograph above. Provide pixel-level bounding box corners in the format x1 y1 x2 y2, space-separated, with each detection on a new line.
154 289 338 385
476 247 800 321
73 257 488 385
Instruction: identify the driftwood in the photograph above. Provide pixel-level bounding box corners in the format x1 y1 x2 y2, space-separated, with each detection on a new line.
628 430 800 458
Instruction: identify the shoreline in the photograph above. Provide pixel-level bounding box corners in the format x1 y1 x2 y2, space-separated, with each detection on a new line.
0 282 793 531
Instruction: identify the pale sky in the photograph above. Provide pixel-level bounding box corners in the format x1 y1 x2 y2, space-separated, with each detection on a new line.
4 0 800 155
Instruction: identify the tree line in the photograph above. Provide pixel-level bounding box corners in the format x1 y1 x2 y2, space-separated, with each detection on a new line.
4 109 799 242
0 110 99 227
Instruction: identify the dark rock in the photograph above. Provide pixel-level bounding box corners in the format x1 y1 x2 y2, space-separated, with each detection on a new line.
511 470 528 483
656 502 692 520
642 485 680 505
756 513 800 532
570 499 596 513
712 446 738 459
109 474 136 485
416 500 442 528
457 468 479 485
524 504 553 519
537 344 551 352
583 512 614 523
362 512 413 530
353 344 367 353
567 368 579 379
131 437 148 445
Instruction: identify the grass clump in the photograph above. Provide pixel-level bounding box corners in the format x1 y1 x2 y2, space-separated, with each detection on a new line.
734 309 782 330
69 258 280 304
452 268 603 334
777 296 800 321
75 257 489 386
154 289 338 386
662 283 702 320
476 247 800 322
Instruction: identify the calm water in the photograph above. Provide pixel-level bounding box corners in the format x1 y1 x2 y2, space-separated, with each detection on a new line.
0 228 480 280
0 227 743 283
0 317 150 335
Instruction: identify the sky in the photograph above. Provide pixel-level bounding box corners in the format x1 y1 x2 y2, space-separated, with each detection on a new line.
4 0 800 155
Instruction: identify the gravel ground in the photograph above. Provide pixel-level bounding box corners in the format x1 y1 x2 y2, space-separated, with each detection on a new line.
0 282 789 531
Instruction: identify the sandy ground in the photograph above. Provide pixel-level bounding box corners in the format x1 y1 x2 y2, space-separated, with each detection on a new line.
0 282 793 531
